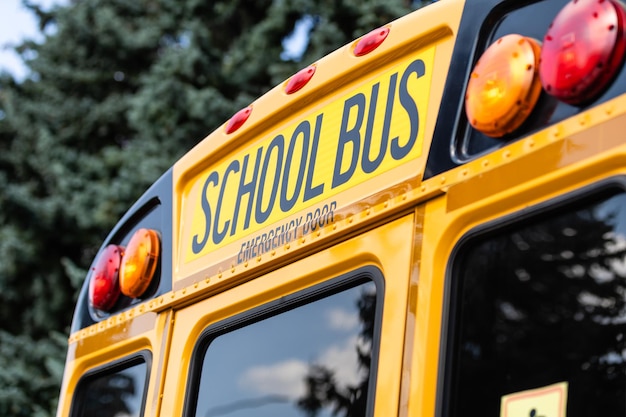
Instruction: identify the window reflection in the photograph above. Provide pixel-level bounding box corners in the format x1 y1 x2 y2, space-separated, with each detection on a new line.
72 359 147 417
447 191 626 417
192 280 379 417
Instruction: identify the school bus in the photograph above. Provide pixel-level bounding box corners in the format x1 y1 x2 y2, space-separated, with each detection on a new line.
56 0 626 416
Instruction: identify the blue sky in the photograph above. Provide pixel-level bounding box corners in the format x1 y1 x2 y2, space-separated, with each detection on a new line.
0 0 67 79
0 1 310 80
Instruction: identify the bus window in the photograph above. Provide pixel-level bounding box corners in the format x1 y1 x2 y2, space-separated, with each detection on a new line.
70 356 149 417
444 186 626 417
187 278 381 417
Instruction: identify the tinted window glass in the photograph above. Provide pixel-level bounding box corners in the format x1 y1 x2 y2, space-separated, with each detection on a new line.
446 190 626 417
191 280 379 417
71 358 147 417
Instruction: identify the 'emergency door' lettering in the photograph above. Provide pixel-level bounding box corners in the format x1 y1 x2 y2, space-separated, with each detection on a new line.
185 49 434 263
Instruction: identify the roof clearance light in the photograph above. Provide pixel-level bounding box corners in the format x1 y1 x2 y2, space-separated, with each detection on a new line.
225 106 252 134
465 34 543 138
539 0 626 105
120 228 161 299
88 244 123 311
353 27 390 57
285 65 316 94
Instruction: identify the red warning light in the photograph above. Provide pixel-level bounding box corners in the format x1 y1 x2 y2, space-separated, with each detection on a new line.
540 0 626 105
88 244 124 311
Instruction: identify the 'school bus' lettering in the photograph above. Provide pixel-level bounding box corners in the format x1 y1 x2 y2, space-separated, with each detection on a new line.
58 1 626 417
184 52 432 262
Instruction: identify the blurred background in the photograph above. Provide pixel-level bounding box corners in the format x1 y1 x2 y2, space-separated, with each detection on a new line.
1 1 67 80
0 0 430 415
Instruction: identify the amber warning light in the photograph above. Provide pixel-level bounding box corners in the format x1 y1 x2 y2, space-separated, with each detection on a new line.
465 34 542 138
120 228 160 298
88 228 161 313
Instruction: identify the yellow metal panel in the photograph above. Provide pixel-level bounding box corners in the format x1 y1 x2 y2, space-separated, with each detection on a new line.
161 214 415 417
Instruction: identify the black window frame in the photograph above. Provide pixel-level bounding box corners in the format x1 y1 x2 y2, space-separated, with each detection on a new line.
183 265 386 417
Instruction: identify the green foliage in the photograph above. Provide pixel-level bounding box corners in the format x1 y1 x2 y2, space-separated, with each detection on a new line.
0 0 428 415
0 330 66 417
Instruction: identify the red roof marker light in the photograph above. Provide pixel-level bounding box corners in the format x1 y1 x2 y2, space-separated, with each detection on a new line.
225 106 252 134
285 65 316 94
354 27 390 56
